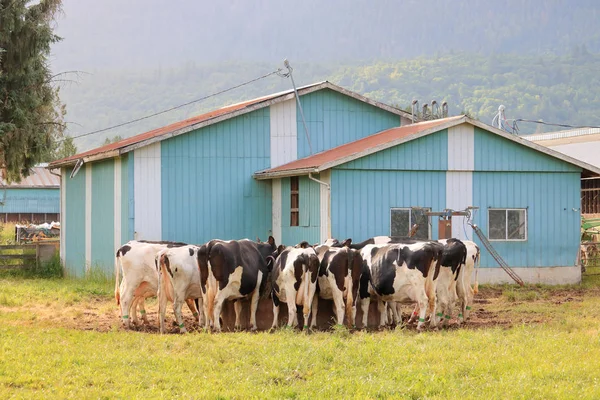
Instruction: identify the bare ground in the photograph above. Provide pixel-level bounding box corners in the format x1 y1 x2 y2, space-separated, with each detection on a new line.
2 286 593 334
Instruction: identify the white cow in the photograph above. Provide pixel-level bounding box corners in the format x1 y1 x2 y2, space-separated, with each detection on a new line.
455 240 480 323
271 246 320 329
156 245 204 334
114 240 199 328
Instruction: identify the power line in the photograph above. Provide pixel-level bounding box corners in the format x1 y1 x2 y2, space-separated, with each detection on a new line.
63 68 283 142
512 119 600 133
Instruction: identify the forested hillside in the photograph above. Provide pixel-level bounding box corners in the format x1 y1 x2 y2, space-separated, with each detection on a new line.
60 52 600 151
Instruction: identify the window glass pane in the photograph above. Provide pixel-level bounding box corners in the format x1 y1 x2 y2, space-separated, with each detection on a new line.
489 210 506 240
411 209 430 240
507 209 526 240
291 194 299 209
391 209 409 236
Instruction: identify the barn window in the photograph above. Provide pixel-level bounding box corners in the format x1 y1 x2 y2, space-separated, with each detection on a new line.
488 208 527 241
290 176 299 227
390 208 430 240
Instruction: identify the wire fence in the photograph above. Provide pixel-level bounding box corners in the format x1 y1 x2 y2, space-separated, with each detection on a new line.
580 242 600 276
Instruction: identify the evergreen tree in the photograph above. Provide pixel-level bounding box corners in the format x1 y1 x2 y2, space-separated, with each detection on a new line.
0 0 63 182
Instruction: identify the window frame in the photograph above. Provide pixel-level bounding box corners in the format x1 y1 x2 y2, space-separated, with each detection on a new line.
290 176 299 227
487 208 528 242
390 207 431 240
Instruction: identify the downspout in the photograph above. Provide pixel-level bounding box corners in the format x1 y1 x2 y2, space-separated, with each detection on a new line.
308 172 330 240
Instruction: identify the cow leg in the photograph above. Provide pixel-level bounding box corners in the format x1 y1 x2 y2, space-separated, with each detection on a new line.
377 300 387 329
173 299 187 333
285 283 298 328
388 302 400 326
249 289 260 332
234 300 243 331
137 297 150 325
185 298 200 324
455 278 468 325
130 296 141 326
310 295 319 329
415 289 429 331
119 289 135 329
465 284 475 320
212 290 228 333
271 293 280 330
332 289 345 326
408 304 419 324
359 297 370 329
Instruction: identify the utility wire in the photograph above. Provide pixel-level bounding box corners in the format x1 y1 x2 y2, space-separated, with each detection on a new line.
63 69 283 142
512 119 600 133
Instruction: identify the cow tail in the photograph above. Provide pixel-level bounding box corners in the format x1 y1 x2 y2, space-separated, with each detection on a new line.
344 248 354 326
114 249 122 305
206 263 217 323
158 252 175 325
473 248 480 295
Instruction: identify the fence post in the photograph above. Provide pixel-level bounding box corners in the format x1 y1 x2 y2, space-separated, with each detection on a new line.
35 243 40 269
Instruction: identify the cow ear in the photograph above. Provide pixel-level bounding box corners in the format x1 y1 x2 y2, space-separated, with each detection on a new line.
268 235 276 246
342 238 352 247
256 236 261 243
277 244 285 254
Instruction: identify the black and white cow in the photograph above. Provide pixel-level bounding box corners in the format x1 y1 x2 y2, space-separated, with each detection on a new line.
197 237 278 332
309 245 363 328
347 236 421 250
156 245 204 334
114 240 199 328
358 241 442 330
271 246 320 329
455 240 480 323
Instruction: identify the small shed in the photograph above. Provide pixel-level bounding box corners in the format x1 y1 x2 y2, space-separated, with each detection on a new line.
255 116 600 284
0 164 60 224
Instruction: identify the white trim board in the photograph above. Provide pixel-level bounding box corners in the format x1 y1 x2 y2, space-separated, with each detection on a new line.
114 157 122 251
271 179 282 245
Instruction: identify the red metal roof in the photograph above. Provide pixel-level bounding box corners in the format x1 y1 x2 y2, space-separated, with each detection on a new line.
256 116 463 177
48 81 413 169
2 166 60 188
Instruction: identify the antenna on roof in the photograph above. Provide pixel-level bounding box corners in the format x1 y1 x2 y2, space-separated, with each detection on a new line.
277 59 313 154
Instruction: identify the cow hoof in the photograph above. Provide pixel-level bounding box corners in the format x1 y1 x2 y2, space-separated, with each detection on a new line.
234 325 242 332
250 326 258 332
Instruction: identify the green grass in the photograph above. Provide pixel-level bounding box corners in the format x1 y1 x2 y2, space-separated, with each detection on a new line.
1 277 600 399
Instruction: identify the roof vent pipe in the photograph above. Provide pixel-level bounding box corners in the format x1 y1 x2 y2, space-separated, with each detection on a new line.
411 100 418 123
431 100 438 119
422 103 429 120
441 101 448 118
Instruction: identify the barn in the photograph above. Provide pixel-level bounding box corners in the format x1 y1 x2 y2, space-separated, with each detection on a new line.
254 115 600 284
48 82 412 276
0 164 60 224
49 81 599 284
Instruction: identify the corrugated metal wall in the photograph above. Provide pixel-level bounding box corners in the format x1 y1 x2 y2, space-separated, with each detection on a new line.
336 130 448 171
331 169 446 241
0 188 59 213
473 172 581 267
64 165 86 276
161 109 272 244
91 159 115 272
280 176 321 246
297 89 401 158
474 127 580 172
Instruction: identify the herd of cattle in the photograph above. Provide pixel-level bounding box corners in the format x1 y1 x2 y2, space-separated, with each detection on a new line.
114 235 480 333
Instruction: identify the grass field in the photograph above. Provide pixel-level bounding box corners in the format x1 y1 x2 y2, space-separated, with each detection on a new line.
2 274 600 399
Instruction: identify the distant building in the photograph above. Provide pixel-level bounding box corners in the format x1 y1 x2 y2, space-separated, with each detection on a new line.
524 128 600 215
0 164 60 223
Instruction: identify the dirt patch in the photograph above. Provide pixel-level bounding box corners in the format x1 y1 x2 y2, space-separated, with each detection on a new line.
4 285 592 334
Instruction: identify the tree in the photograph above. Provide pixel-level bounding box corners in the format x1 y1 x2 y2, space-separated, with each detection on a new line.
53 135 77 160
103 135 123 145
0 0 63 182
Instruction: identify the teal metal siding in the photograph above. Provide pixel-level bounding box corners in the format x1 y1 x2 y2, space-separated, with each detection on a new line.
473 172 581 268
280 176 320 245
64 166 86 276
161 109 272 243
91 159 115 273
337 130 448 171
0 188 59 213
297 89 401 158
474 127 581 172
120 154 132 243
331 169 446 242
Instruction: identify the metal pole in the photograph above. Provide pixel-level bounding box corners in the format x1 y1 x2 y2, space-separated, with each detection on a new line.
284 60 313 155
